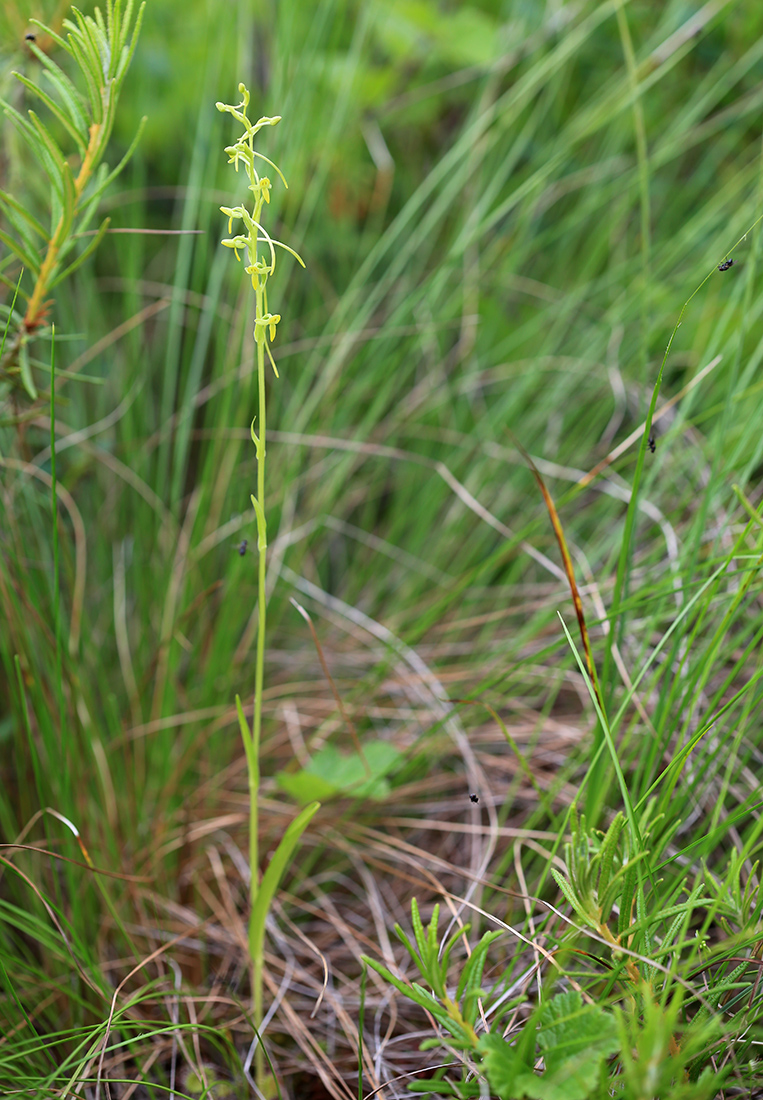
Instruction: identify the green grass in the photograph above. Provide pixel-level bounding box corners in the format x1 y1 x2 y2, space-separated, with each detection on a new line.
3 0 763 1096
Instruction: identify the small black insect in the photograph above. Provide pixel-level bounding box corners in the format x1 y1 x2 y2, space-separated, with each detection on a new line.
469 793 479 804
25 33 36 41
238 539 248 556
718 259 734 272
647 435 656 453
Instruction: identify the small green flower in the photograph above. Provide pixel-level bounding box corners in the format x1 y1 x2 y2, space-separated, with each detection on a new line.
254 312 281 345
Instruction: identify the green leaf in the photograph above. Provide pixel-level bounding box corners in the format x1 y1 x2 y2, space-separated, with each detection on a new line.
275 741 402 803
12 72 87 157
66 9 104 80
18 342 37 399
550 868 592 925
27 110 71 197
248 801 320 965
30 43 90 138
456 929 503 1020
0 187 47 240
479 994 619 1100
0 226 40 276
617 858 638 937
479 1032 540 1100
114 2 146 90
1 104 57 187
597 813 624 898
63 33 102 118
274 769 337 804
425 897 439 966
538 992 619 1073
362 955 476 1048
412 896 430 961
362 955 441 1014
0 219 38 270
393 921 419 968
407 1083 465 1097
440 921 471 980
6 105 76 242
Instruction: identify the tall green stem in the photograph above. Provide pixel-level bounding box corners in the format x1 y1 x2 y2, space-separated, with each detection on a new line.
218 83 309 1092
251 283 267 1084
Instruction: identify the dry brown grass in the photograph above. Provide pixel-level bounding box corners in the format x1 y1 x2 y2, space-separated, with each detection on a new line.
93 593 591 1099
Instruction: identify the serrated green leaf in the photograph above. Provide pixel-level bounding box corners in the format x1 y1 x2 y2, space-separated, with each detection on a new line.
14 109 74 221
393 922 418 967
597 813 624 898
0 227 40 276
362 955 440 1013
456 929 502 1013
0 187 47 240
617 859 637 936
654 883 704 967
2 102 48 165
411 896 429 959
707 961 750 1009
86 19 111 81
28 18 70 55
33 46 90 137
440 921 471 978
27 110 69 184
538 991 619 1071
426 899 440 968
621 897 703 942
479 1032 540 1100
12 72 87 157
65 34 102 118
114 3 146 89
67 9 105 85
0 214 38 272
600 850 648 926
18 342 37 399
404 899 439 990
479 994 619 1100
7 123 66 215
550 868 591 924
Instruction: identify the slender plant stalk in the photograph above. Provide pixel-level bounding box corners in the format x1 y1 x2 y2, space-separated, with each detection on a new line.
251 281 267 1073
49 324 68 804
218 84 310 1089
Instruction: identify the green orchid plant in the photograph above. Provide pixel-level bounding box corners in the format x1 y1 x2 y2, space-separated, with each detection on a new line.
217 83 317 1091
